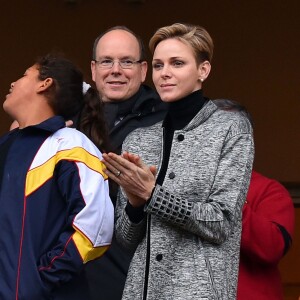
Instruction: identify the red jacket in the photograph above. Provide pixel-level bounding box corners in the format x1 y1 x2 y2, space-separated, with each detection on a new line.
237 171 295 300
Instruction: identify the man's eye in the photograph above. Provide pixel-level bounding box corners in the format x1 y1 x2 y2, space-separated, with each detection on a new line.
121 60 133 66
100 59 113 65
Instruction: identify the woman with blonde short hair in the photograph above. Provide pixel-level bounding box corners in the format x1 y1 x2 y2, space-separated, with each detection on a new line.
103 23 254 300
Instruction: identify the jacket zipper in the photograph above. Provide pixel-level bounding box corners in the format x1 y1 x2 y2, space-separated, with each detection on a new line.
109 112 142 135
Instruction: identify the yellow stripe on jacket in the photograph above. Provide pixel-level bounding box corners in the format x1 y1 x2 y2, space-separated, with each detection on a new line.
73 231 110 263
25 147 107 197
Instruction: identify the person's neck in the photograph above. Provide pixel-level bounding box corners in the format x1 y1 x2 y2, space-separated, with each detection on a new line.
165 89 207 130
17 110 55 129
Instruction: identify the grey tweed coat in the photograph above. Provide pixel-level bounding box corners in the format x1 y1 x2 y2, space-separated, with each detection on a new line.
115 100 254 300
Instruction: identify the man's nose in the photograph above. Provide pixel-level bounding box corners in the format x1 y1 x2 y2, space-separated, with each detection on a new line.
111 61 122 73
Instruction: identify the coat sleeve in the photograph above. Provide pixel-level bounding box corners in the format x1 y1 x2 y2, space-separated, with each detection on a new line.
240 176 295 264
38 156 114 290
115 189 148 251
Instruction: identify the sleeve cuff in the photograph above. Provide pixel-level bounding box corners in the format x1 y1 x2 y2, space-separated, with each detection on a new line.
125 202 146 224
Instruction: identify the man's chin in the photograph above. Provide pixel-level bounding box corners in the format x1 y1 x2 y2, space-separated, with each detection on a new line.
103 91 129 102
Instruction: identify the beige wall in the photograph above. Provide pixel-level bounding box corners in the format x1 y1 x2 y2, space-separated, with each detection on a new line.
0 0 299 183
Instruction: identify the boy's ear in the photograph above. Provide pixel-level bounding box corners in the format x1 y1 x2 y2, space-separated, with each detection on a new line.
37 78 53 93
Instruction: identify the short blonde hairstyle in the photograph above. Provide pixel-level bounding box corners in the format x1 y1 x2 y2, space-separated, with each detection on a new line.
149 23 214 64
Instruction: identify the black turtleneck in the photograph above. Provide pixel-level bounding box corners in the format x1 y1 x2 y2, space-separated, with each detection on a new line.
156 89 208 185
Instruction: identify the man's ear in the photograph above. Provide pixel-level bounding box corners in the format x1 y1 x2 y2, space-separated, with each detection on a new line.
140 61 148 83
91 60 96 82
37 78 53 93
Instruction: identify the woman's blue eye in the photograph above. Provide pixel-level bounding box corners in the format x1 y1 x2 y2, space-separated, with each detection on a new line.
173 61 184 67
153 63 163 70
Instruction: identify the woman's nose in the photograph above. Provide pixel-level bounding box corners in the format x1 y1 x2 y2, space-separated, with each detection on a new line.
161 66 171 78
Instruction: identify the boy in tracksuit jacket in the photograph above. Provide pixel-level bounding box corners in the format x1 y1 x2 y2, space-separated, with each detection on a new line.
0 54 114 300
